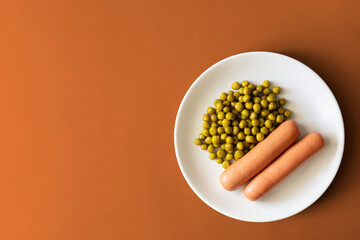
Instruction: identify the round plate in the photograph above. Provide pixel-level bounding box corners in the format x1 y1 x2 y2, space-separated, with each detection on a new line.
174 52 344 222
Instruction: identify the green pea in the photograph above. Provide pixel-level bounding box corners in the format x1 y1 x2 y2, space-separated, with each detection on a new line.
217 149 226 158
241 109 250 118
269 93 276 99
253 103 261 113
228 90 234 95
279 98 287 106
265 120 272 128
267 95 275 102
269 126 276 132
209 127 217 135
207 107 215 114
248 83 255 90
207 144 215 152
210 114 218 122
202 122 210 129
239 87 244 94
203 114 210 121
211 121 218 127
225 153 234 161
245 135 256 143
261 109 270 117
259 118 265 127
263 88 270 95
272 86 281 94
223 100 231 106
199 134 206 140
200 144 208 150
237 141 245 150
252 90 259 96
250 112 258 120
243 87 251 95
235 102 244 111
276 115 284 123
241 80 249 87
227 94 235 102
212 135 221 144
217 120 223 125
239 120 247 128
256 85 264 92
253 97 261 104
213 143 220 148
233 138 239 145
226 136 234 143
261 95 267 100
237 132 246 140
220 92 227 100
202 128 210 136
260 126 269 135
216 158 223 164
225 126 233 134
222 160 230 169
205 136 212 144
220 133 227 141
216 102 224 111
225 112 234 120
214 99 222 106
221 144 225 150
234 91 240 98
262 80 270 88
209 153 216 160
223 106 231 113
243 95 251 102
245 102 253 110
249 144 255 150
233 126 240 135
256 132 265 141
243 141 250 148
268 113 276 121
260 99 268 108
222 119 231 126
238 95 243 102
278 107 285 114
231 82 241 90
251 119 259 127
244 127 251 135
251 127 259 135
272 110 279 116
194 138 202 145
268 102 277 111
284 110 292 118
225 143 234 152
234 150 244 160
218 111 225 120
217 127 224 134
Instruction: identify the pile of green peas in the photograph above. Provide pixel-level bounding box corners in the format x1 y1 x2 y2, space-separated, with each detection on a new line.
194 80 293 169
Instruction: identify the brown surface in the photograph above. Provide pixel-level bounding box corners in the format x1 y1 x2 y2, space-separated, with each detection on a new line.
0 0 359 239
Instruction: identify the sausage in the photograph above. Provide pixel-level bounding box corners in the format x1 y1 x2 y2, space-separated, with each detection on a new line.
244 132 325 201
220 120 300 191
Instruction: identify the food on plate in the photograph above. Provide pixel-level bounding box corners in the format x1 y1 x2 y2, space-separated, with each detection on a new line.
194 80 293 168
219 120 300 191
244 132 325 201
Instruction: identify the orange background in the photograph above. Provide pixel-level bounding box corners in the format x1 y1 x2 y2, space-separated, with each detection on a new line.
0 0 359 239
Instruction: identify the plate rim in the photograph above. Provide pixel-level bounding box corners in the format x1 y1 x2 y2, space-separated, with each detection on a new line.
173 51 345 222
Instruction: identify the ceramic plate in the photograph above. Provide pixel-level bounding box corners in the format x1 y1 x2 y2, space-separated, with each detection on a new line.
174 52 344 222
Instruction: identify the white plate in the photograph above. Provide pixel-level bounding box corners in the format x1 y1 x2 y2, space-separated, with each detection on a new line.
174 52 344 222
